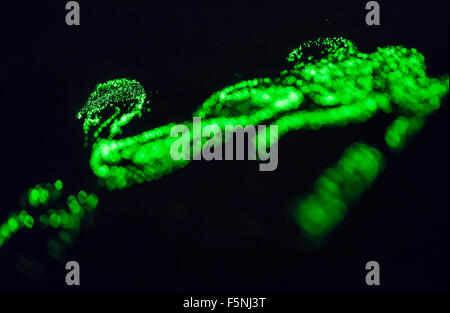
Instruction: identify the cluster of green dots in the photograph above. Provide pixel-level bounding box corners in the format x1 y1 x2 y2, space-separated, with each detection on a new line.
287 37 356 64
38 190 98 230
0 178 98 257
27 180 63 208
0 211 34 248
1 180 64 248
80 37 448 192
293 143 384 241
77 78 147 146
38 190 98 258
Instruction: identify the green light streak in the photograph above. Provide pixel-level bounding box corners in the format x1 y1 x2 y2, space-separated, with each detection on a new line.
293 143 384 242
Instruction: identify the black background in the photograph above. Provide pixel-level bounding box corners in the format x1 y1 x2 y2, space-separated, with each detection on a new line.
0 0 448 292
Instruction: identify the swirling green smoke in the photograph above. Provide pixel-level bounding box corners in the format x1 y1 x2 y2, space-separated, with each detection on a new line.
0 37 448 251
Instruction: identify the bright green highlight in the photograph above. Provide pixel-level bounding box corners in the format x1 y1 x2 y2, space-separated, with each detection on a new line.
27 182 63 208
293 143 384 241
0 211 35 248
55 180 63 191
77 78 147 146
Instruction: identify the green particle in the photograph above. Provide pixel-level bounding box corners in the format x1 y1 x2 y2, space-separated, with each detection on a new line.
8 218 19 232
29 189 40 206
86 193 99 211
0 224 10 238
24 215 34 229
39 189 50 204
77 190 88 204
55 180 63 191
69 201 82 216
49 213 61 228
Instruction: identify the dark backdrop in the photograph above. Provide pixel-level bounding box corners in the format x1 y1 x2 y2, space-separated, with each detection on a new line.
0 0 448 292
